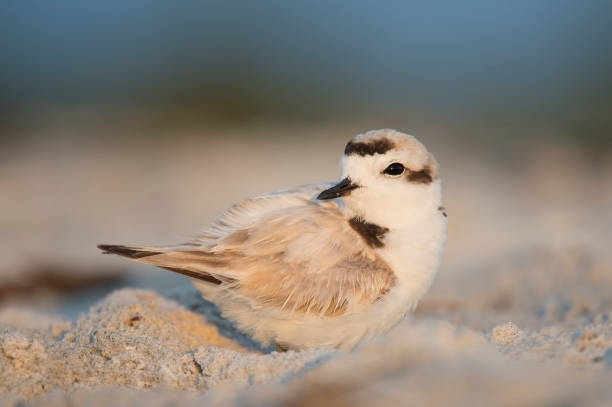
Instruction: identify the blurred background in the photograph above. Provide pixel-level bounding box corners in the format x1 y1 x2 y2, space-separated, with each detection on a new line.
1 1 611 324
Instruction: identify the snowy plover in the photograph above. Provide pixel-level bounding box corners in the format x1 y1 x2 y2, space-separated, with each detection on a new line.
99 129 447 350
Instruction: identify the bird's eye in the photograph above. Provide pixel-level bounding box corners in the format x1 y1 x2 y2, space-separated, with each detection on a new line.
383 163 405 176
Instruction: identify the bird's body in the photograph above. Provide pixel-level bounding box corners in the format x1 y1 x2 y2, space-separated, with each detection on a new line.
99 129 447 350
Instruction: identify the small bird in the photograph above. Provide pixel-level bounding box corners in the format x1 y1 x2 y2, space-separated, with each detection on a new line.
98 129 447 351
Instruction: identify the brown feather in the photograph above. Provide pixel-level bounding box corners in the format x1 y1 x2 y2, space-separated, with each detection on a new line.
97 184 397 317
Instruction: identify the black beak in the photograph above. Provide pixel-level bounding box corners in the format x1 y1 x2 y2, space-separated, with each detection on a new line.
316 178 359 200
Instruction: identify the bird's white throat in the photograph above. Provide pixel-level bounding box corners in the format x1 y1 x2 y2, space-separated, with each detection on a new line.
343 179 443 232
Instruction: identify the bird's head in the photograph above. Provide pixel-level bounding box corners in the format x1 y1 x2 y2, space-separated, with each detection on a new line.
317 129 442 229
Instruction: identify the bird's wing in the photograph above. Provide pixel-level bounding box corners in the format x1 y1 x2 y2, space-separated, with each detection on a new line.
99 198 396 317
217 203 397 316
195 183 335 241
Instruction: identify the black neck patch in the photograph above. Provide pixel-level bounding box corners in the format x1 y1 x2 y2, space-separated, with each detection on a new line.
407 166 433 184
349 217 389 248
344 138 395 156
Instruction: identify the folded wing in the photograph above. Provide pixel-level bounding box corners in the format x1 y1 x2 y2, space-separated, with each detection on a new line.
99 185 396 317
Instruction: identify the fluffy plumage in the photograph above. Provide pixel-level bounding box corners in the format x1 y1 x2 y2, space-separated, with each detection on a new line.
99 129 447 350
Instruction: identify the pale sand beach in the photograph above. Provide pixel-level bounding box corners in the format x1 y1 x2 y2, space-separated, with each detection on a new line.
3 2 611 404
1 125 611 406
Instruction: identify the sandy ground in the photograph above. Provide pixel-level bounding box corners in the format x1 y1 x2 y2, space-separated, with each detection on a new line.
1 124 612 405
1 282 612 406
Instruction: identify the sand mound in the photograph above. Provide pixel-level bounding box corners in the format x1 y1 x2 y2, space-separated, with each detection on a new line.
0 289 333 400
1 284 611 406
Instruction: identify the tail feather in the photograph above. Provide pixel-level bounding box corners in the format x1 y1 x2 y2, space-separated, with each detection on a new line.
97 244 234 286
97 244 161 259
